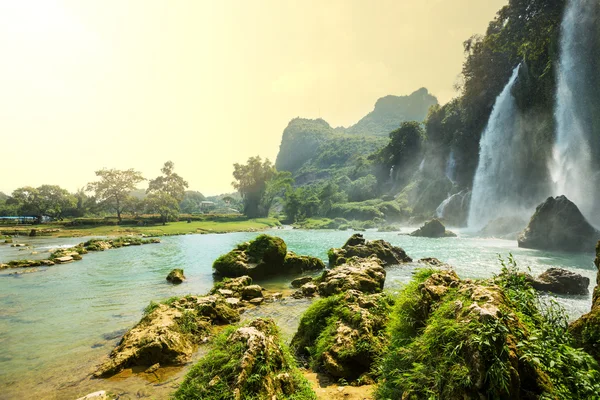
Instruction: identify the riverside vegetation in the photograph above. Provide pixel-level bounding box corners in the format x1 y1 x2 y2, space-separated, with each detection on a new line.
87 234 600 399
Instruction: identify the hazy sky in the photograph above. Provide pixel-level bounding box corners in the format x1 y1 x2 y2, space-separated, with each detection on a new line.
0 0 506 196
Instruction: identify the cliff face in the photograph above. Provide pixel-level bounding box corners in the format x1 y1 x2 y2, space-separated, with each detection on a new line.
274 89 437 183
346 88 438 136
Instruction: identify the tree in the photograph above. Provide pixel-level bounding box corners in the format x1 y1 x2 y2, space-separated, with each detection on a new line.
147 161 188 202
232 156 277 218
179 191 206 214
145 192 180 224
11 185 76 220
261 171 293 216
87 168 145 222
146 161 188 222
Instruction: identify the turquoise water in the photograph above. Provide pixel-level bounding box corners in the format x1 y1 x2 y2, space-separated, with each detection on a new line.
0 228 596 399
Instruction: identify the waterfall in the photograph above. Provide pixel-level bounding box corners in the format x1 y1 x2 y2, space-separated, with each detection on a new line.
436 195 452 218
550 0 599 223
468 65 529 230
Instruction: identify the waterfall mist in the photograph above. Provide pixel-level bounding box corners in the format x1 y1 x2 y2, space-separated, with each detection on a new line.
550 0 600 225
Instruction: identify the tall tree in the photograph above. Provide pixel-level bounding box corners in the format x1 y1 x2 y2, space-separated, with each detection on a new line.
232 156 276 218
87 168 145 222
146 161 188 222
179 191 206 214
145 192 180 224
147 161 188 202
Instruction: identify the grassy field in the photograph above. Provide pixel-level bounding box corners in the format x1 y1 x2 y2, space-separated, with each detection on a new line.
0 218 281 238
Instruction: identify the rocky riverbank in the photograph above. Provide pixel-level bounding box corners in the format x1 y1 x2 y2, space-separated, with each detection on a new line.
87 234 600 399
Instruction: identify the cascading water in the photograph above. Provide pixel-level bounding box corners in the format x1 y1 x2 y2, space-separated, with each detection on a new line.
550 0 599 223
468 65 529 230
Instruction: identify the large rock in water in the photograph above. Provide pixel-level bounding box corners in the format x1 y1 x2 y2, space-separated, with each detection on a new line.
291 290 393 381
317 257 386 297
173 318 316 400
410 218 457 238
94 295 239 377
328 233 412 267
525 268 589 295
166 268 185 284
569 241 600 363
518 195 600 252
213 234 324 278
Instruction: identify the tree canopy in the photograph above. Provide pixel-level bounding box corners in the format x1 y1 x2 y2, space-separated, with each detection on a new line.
87 168 145 222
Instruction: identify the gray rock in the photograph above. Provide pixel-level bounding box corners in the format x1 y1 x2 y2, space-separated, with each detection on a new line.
518 196 600 252
291 276 313 288
241 284 263 300
526 268 590 295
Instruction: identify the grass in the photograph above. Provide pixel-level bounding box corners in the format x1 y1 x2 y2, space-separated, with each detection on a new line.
173 319 317 400
0 218 280 238
375 260 600 400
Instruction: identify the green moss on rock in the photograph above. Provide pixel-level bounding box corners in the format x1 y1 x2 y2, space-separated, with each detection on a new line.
174 318 316 400
292 290 393 382
376 261 600 400
328 233 412 267
213 235 324 279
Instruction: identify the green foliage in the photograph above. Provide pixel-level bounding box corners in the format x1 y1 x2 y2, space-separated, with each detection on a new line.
174 320 316 400
292 292 393 381
146 161 189 203
376 260 600 400
179 191 206 214
233 156 285 218
86 168 145 222
11 185 77 219
348 174 378 202
145 192 180 224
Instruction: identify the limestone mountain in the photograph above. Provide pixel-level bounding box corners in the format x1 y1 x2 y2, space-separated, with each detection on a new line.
275 89 438 185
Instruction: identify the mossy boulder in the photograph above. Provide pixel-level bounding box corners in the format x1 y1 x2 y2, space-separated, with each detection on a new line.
94 295 239 377
376 266 600 399
283 252 325 274
213 235 324 279
174 318 316 400
518 195 600 252
166 268 186 284
410 218 457 238
318 257 386 297
328 233 412 267
292 290 393 382
570 241 600 363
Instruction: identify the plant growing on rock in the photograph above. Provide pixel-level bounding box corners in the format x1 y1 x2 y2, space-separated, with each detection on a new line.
375 262 600 400
174 318 316 400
